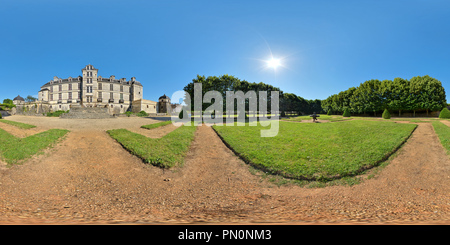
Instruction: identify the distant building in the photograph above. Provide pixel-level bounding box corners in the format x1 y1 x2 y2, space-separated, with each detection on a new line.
13 64 179 116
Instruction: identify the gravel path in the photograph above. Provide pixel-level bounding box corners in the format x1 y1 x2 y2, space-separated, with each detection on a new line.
0 116 449 224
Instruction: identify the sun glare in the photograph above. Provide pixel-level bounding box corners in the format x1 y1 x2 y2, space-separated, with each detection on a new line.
267 58 281 69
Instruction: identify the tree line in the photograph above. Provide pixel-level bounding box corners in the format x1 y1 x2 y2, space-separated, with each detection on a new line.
321 75 447 116
182 74 322 115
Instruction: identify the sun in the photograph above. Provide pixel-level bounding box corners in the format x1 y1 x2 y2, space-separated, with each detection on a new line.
267 58 281 69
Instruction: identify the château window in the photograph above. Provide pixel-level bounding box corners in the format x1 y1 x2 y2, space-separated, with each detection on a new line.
98 92 102 99
120 85 123 92
110 93 113 99
59 93 62 100
98 83 102 90
68 92 72 100
59 85 62 91
87 86 93 93
110 84 114 91
69 84 72 90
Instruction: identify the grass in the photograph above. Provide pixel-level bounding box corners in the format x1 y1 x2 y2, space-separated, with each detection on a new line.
284 114 352 122
0 119 37 129
141 120 172 130
46 110 69 117
213 120 417 181
107 125 197 168
432 121 450 155
0 128 69 165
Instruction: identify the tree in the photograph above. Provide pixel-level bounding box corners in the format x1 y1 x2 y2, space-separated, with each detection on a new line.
25 95 37 102
415 75 447 116
357 79 383 116
2 98 15 109
386 78 410 116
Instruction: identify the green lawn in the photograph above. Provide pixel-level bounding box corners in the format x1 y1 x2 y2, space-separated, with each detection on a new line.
141 120 172 130
213 120 417 181
284 114 352 122
0 128 69 165
0 119 37 129
432 121 450 154
107 125 197 168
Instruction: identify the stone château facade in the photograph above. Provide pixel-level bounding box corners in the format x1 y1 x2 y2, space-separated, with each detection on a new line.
11 65 182 116
36 64 162 115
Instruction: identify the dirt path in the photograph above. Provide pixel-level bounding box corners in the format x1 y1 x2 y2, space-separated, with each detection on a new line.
0 121 46 138
0 116 449 224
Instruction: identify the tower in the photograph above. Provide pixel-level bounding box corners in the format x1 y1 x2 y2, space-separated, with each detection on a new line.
158 94 171 113
81 64 98 106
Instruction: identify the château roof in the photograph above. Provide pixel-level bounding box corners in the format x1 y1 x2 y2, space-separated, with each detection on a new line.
40 65 142 88
13 95 25 101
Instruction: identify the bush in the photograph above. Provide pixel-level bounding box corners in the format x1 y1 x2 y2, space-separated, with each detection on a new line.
439 108 450 119
125 111 133 117
327 110 332 116
0 113 2 119
137 110 149 117
342 108 351 117
382 109 391 119
179 110 184 119
46 110 69 117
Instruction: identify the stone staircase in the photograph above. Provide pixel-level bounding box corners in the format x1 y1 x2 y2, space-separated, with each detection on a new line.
60 106 116 119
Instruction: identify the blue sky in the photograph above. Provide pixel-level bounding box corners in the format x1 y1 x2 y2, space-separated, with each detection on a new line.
1 0 450 103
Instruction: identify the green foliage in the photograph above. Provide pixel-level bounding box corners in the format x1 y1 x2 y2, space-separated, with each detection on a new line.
179 109 185 119
1 99 15 109
322 75 447 116
0 113 2 119
382 109 391 119
213 120 416 181
183 74 287 113
0 120 36 129
25 95 37 102
327 109 332 115
0 128 69 165
141 120 172 130
46 110 69 117
137 110 149 117
125 111 133 117
107 125 196 168
342 108 351 117
439 108 450 119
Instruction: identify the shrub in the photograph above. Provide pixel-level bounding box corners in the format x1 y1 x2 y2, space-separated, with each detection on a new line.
137 110 149 117
382 109 391 119
46 110 69 117
327 110 332 116
0 113 2 119
281 111 286 117
125 111 133 117
342 108 351 117
439 108 450 119
179 110 184 119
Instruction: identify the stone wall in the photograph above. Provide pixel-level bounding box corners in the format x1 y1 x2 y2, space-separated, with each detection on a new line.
60 106 116 119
